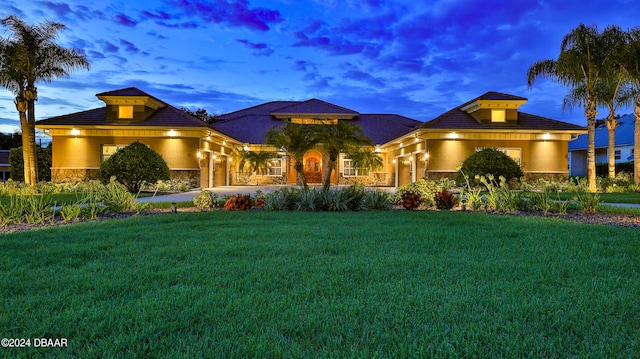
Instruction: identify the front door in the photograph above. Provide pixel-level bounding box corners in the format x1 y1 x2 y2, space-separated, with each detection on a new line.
305 156 322 183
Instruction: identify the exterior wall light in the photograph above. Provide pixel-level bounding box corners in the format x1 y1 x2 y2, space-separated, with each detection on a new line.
542 133 551 140
168 129 177 137
243 144 250 151
449 132 459 139
70 128 80 136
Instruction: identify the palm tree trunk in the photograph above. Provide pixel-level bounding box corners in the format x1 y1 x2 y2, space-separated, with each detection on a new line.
294 160 308 190
606 116 616 179
14 98 32 185
634 102 640 186
322 157 335 192
585 102 597 192
25 87 38 186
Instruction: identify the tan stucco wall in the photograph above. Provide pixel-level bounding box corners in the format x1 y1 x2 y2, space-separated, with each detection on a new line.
51 136 200 170
425 139 568 175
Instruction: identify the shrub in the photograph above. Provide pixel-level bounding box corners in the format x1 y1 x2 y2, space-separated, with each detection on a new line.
319 189 351 211
102 178 140 213
455 148 524 187
193 190 215 209
395 178 438 207
361 190 392 211
435 189 458 210
401 191 423 210
99 141 170 192
224 194 254 210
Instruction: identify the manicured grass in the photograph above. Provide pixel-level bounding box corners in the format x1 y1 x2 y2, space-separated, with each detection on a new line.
1 211 639 358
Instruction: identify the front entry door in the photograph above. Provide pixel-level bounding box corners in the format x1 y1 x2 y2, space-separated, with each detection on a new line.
305 157 322 183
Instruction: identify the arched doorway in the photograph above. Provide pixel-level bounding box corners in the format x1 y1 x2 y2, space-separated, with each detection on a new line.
304 150 323 184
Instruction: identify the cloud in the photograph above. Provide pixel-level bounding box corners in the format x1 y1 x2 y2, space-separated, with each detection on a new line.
166 0 284 31
236 39 273 57
115 13 137 27
98 40 119 53
119 39 140 54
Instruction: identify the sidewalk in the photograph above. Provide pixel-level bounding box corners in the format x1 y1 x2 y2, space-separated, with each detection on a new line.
136 185 291 203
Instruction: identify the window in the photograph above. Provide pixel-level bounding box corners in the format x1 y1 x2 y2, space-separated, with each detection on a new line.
0 170 9 182
343 159 370 177
267 158 282 176
291 118 338 125
118 106 133 119
102 144 126 162
476 147 521 166
491 109 506 122
615 150 621 160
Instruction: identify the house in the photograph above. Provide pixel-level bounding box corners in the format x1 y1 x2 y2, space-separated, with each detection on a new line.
35 88 586 188
0 150 10 181
568 114 635 176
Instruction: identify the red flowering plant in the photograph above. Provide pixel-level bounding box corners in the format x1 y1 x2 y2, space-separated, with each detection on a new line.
224 194 254 211
401 190 423 210
435 189 458 210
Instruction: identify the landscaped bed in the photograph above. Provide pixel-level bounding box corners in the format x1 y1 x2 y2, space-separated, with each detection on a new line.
1 211 639 357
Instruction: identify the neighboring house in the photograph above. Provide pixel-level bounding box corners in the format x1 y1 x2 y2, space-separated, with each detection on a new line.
568 114 635 176
36 88 586 188
0 150 10 181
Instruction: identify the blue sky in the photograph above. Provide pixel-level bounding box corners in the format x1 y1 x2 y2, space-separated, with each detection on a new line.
1 0 639 136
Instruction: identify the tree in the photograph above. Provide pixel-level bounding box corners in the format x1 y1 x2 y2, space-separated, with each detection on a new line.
233 148 274 183
528 24 617 191
621 27 640 186
315 121 372 191
0 15 89 186
99 141 170 192
265 121 318 189
348 148 383 176
9 144 52 182
182 108 218 124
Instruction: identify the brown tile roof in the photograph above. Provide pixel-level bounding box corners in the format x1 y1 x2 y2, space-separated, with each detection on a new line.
36 88 210 129
419 92 585 132
270 99 359 117
213 99 420 144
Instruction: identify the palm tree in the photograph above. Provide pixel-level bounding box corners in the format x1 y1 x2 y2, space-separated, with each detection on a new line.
315 121 372 191
528 24 617 191
621 27 640 186
265 121 318 189
597 25 631 179
348 148 383 177
595 74 634 178
1 15 89 186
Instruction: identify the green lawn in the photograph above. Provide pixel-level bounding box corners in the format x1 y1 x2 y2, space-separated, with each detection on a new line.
1 211 639 358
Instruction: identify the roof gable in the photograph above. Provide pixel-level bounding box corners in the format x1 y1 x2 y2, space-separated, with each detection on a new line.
270 99 359 119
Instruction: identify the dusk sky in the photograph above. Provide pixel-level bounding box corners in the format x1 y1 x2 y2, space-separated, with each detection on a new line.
1 0 639 136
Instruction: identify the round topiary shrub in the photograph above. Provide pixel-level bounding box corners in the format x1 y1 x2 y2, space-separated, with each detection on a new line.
99 141 170 192
456 148 524 187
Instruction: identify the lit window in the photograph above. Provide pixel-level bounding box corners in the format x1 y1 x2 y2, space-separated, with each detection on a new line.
343 159 370 177
291 118 338 125
268 158 282 176
491 109 506 122
102 144 126 162
118 106 134 119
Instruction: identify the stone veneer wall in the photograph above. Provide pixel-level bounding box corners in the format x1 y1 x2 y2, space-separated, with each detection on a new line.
52 168 201 188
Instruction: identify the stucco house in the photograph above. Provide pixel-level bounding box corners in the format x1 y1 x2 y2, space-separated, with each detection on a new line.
568 114 635 176
36 88 585 188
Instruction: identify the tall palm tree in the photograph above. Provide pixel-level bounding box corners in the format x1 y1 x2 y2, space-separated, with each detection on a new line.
528 24 616 191
1 15 89 186
595 74 634 178
0 37 30 184
315 121 372 191
622 27 640 186
265 121 318 189
597 25 631 179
